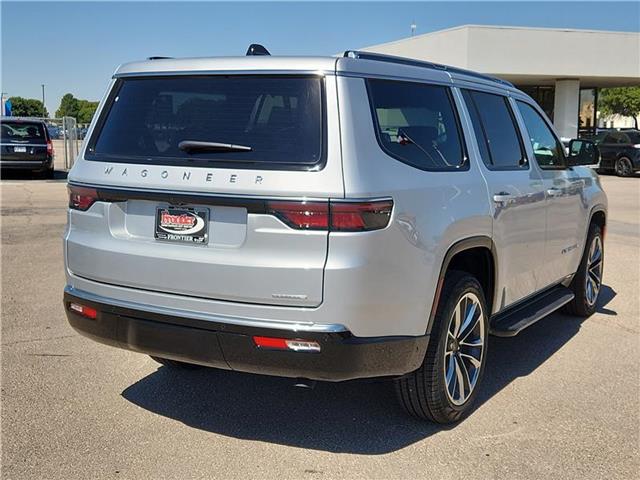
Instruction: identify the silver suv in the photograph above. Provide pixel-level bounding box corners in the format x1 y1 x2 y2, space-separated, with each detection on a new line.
64 49 607 423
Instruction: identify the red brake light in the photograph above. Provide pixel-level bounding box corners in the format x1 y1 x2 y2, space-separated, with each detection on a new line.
47 139 53 155
331 200 393 232
68 185 98 211
266 201 329 230
266 199 393 232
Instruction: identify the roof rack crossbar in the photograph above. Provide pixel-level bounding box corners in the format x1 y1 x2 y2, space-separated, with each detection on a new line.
343 50 514 88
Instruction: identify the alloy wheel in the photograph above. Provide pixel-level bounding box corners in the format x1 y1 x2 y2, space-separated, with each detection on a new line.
585 235 603 307
616 158 632 177
444 292 485 406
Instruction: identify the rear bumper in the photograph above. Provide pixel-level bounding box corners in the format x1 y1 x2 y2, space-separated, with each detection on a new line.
63 288 428 381
0 158 52 171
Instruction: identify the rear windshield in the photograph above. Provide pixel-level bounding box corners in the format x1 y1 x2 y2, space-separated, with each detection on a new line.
87 75 325 169
1 121 47 144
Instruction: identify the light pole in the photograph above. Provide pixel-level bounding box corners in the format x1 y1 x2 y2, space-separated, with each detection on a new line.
41 84 46 118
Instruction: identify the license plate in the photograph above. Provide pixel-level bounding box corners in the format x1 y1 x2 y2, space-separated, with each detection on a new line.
155 207 209 244
13 146 27 153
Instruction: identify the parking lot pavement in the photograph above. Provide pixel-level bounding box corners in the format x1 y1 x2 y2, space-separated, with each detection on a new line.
1 175 638 480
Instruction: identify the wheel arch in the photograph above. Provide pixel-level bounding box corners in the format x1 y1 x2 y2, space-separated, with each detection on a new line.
426 236 497 336
589 206 607 239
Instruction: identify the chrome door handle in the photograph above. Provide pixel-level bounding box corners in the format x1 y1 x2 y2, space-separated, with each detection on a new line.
547 188 562 197
493 192 514 203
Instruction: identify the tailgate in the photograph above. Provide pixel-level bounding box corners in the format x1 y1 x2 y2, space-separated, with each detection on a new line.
1 143 48 161
66 71 344 307
66 193 328 307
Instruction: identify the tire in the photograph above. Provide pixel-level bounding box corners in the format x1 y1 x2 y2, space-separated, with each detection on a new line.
562 223 604 317
615 157 633 177
395 271 489 423
150 356 203 369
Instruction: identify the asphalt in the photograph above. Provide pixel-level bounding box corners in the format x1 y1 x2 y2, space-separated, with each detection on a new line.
1 172 638 479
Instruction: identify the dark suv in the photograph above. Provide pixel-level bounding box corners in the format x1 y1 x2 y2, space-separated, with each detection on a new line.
0 117 55 178
594 129 640 177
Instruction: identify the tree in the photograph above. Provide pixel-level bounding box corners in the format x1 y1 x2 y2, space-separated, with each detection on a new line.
55 94 99 124
55 93 80 119
76 99 99 124
599 87 640 130
7 96 48 117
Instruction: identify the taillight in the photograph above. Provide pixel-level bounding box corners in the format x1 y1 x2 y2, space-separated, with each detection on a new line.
266 201 329 230
331 200 393 232
266 199 393 232
68 185 98 211
47 139 54 156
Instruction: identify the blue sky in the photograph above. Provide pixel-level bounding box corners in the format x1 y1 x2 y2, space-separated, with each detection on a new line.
2 1 639 115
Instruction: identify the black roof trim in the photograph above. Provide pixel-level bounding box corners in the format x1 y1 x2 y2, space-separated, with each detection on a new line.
343 50 514 88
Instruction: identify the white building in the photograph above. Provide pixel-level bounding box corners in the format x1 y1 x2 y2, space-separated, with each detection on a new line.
362 25 640 139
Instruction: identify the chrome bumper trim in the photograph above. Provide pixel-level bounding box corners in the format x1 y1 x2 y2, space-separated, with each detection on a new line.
64 285 348 333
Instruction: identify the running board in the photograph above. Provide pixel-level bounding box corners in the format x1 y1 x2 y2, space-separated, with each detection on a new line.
490 286 575 337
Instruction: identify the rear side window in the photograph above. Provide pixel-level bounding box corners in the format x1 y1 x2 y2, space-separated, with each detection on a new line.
88 76 324 170
1 121 46 144
366 79 467 171
462 90 526 169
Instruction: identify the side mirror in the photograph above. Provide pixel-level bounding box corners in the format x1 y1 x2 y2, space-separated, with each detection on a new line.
567 139 599 166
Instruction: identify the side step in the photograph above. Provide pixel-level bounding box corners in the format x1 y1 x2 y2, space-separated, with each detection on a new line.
490 286 575 337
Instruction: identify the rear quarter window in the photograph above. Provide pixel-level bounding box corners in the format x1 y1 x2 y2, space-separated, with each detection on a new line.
87 75 325 170
366 79 467 171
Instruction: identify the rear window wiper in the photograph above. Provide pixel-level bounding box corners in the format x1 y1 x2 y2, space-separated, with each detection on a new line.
178 140 252 153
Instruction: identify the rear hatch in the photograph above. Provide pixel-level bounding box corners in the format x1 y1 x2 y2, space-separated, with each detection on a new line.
1 120 49 161
66 64 343 307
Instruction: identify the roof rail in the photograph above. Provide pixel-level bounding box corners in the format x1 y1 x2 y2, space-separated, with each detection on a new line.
343 50 514 88
147 56 173 60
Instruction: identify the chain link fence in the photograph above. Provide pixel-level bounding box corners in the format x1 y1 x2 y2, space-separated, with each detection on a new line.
45 116 84 170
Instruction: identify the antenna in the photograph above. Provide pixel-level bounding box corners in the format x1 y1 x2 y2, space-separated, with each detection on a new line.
246 44 271 56
411 21 417 36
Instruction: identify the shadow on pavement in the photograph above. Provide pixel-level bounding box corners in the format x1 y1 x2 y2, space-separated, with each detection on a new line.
122 286 616 454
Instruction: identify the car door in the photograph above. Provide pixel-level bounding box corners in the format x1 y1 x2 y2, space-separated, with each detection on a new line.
460 89 547 311
597 133 617 170
514 99 588 288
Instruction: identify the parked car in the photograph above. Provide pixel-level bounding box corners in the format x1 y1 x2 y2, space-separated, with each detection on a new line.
47 125 60 139
1 117 54 178
63 48 607 423
593 129 640 176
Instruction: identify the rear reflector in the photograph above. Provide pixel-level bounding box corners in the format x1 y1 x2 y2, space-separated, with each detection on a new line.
266 199 393 232
69 302 98 320
68 185 99 211
253 336 321 353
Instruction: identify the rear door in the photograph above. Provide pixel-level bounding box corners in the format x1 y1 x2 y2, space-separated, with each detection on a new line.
1 121 49 163
460 89 547 309
514 99 587 287
597 133 618 170
66 74 343 307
